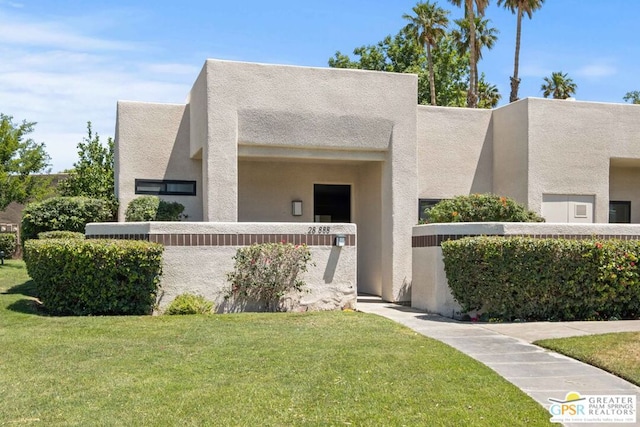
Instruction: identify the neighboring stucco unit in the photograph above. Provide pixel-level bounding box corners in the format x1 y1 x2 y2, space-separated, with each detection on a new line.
609 163 640 223
525 98 609 221
115 101 202 221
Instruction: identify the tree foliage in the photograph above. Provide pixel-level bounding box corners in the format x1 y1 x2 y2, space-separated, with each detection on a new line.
448 0 490 108
329 2 500 108
498 0 545 102
0 114 51 211
329 26 498 108
403 1 450 105
58 122 116 217
541 71 577 99
623 91 640 105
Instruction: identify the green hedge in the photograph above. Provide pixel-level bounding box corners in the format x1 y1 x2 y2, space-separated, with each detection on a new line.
425 194 544 223
21 196 113 241
442 236 640 321
125 196 185 222
24 239 163 316
0 233 16 257
38 231 85 240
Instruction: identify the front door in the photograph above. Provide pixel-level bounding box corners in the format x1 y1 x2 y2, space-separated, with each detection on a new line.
314 184 351 223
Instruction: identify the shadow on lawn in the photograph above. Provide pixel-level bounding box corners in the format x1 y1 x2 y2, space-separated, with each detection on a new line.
3 280 47 316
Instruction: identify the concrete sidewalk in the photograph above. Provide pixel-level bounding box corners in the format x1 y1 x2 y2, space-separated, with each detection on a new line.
357 297 640 427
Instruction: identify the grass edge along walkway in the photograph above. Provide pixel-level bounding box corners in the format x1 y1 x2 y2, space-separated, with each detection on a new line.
0 260 552 426
536 332 640 387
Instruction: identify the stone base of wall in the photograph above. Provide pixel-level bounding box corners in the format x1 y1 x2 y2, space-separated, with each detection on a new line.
86 222 357 313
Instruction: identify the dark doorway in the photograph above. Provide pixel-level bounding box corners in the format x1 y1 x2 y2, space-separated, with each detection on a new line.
314 184 351 223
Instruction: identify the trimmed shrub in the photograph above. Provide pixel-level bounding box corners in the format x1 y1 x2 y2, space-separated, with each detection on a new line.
0 233 17 257
165 293 214 315
226 242 313 311
425 194 544 223
24 239 163 316
442 236 640 321
38 231 85 240
21 196 113 241
125 196 185 222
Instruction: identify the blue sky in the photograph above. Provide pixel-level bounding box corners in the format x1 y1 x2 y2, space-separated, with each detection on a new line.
1 0 638 172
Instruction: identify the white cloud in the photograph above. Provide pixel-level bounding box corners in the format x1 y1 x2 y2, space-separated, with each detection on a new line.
0 19 138 52
576 63 617 79
0 8 196 172
0 0 23 8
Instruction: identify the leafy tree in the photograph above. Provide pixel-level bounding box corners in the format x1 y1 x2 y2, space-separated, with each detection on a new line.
498 0 545 102
0 114 51 211
451 16 499 104
623 91 640 104
448 0 490 108
58 122 116 217
541 71 577 99
403 1 450 106
329 28 498 108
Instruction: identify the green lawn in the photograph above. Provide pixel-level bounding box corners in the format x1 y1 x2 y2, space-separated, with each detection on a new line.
536 332 640 386
0 260 552 426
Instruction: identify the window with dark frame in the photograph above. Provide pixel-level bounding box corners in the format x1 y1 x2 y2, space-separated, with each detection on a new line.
135 179 196 196
609 201 631 223
418 199 442 222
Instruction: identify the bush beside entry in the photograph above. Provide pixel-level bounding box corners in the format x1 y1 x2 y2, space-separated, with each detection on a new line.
125 196 185 222
37 231 85 240
24 239 163 316
0 233 17 258
425 194 544 223
442 236 640 321
226 242 313 312
21 196 113 241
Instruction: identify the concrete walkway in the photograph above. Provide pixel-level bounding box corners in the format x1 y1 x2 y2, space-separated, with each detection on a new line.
357 296 640 427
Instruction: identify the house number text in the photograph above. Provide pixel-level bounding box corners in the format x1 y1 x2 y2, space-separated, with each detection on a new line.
307 226 331 234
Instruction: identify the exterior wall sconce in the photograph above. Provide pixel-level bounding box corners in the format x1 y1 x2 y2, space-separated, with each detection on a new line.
334 235 346 247
292 200 303 216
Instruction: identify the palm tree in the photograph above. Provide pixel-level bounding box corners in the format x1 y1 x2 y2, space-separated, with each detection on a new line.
448 0 490 108
477 78 502 108
452 17 499 106
403 1 450 106
541 71 577 99
498 0 545 103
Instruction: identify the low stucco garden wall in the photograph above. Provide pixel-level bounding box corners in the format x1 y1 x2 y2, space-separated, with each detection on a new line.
86 222 357 313
412 222 640 318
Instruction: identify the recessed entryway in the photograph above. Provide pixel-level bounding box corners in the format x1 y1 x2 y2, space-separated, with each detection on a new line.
314 184 351 223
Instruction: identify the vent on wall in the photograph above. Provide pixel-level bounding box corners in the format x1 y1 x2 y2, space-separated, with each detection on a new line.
574 204 588 218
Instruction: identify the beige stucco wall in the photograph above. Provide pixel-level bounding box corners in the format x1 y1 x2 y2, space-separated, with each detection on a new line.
526 98 610 222
492 99 529 205
115 101 202 221
238 159 382 296
609 164 640 223
416 105 493 199
197 60 417 302
86 222 357 312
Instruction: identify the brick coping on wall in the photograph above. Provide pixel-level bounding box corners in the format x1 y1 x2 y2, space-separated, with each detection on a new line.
86 233 356 247
412 233 640 248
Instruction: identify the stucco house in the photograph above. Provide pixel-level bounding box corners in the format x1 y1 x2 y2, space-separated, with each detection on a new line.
113 59 640 304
